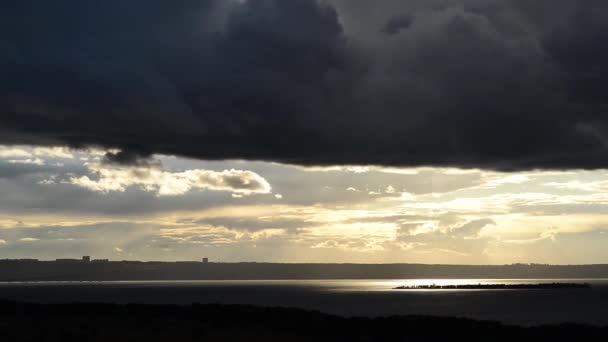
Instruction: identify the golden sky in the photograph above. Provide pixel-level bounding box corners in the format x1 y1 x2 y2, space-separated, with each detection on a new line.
1 145 607 264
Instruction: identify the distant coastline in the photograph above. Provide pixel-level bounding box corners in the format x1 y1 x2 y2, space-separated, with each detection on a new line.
3 259 608 281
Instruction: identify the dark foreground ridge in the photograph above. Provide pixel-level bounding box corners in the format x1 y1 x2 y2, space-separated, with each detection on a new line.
4 259 608 281
0 301 605 341
395 283 592 290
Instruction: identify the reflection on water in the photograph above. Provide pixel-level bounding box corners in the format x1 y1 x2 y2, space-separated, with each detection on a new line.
326 278 607 292
3 278 605 289
1 279 608 326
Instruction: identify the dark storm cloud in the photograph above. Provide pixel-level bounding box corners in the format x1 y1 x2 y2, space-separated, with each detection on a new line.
2 0 608 169
103 150 160 167
382 14 414 35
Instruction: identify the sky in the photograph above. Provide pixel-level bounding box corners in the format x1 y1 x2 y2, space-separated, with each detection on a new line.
1 1 608 263
2 145 608 264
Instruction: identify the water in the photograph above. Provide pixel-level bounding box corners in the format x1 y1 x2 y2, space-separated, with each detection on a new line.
1 279 608 326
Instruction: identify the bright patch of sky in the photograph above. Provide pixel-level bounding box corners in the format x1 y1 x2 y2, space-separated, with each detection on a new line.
1 145 608 264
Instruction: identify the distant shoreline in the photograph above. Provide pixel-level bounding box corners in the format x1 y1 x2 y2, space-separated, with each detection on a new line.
4 260 608 281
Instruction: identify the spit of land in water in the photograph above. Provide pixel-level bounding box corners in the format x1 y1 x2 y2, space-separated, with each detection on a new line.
394 283 592 290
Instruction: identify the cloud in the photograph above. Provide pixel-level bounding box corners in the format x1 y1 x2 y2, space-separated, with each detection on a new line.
310 239 386 252
68 162 272 196
502 227 559 245
382 13 414 34
450 218 495 239
190 216 319 233
0 146 74 159
0 1 607 169
542 180 608 193
19 238 39 242
159 224 288 247
0 148 31 158
8 158 45 166
0 239 6 245
101 149 164 168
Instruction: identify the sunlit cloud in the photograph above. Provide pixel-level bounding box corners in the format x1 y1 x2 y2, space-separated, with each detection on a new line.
7 158 45 165
543 180 608 192
19 238 40 242
0 145 74 159
67 162 272 196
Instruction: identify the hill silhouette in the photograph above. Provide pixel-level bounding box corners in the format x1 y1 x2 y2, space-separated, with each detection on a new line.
0 301 605 341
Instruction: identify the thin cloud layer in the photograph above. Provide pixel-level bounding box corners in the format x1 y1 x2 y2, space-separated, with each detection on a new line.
1 1 608 169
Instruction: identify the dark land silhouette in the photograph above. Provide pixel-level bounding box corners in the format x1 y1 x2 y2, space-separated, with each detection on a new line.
3 259 608 281
0 300 605 341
